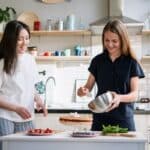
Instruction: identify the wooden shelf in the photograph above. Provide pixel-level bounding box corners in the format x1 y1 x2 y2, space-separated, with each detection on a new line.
0 30 92 36
35 56 91 63
31 30 91 36
141 55 150 63
142 30 150 35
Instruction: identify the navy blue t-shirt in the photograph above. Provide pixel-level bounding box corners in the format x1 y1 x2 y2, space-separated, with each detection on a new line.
88 51 145 119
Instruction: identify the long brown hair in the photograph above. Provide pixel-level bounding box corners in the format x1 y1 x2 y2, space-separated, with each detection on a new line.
102 19 137 61
0 20 30 75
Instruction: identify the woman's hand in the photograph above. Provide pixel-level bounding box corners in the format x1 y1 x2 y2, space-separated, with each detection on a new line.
15 106 31 119
34 94 48 117
77 87 89 97
35 98 48 117
106 92 121 112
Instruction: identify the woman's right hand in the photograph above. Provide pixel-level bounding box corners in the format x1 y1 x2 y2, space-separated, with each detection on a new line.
77 87 89 97
15 106 31 120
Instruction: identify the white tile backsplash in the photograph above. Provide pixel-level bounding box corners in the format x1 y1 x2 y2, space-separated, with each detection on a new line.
37 62 90 107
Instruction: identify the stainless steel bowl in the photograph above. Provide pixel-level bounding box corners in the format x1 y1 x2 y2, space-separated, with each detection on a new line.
88 91 113 113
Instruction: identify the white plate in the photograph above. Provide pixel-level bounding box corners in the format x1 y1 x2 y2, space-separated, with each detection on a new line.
17 11 39 30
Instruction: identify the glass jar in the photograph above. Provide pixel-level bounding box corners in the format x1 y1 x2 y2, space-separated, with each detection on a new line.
47 19 52 31
34 21 41 31
58 20 63 31
28 46 38 56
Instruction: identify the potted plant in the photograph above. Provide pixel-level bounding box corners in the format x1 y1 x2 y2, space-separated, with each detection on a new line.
0 7 16 32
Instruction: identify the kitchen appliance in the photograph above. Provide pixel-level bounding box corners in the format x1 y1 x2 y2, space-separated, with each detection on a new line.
90 0 144 35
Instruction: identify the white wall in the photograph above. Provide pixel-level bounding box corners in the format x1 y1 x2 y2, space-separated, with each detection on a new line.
1 0 150 29
0 0 107 29
124 0 150 22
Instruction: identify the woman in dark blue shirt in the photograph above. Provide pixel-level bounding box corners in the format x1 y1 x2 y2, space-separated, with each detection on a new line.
77 19 145 131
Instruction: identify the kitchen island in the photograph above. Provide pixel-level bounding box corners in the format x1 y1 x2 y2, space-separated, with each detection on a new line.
0 131 147 150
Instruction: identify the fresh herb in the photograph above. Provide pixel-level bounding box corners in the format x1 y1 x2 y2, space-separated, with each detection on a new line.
102 125 128 134
0 7 16 23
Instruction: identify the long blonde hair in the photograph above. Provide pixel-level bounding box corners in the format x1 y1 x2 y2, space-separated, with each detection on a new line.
102 19 137 61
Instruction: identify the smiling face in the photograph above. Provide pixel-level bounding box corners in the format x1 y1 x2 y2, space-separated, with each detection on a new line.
17 29 30 54
104 30 121 57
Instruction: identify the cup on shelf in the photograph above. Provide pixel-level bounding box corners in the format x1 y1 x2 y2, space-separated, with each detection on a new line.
74 45 82 56
64 49 71 56
55 51 61 56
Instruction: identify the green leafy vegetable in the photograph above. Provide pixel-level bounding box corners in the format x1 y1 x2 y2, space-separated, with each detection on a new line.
102 125 128 134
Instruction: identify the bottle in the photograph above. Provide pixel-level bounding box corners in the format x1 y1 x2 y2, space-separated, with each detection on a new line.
58 20 63 31
47 19 52 31
144 12 150 30
66 14 75 30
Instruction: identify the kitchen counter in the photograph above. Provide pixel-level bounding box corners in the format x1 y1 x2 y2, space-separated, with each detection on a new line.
35 108 150 114
35 102 150 114
0 131 147 150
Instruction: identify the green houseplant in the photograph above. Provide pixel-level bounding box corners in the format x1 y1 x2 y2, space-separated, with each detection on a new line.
0 7 16 31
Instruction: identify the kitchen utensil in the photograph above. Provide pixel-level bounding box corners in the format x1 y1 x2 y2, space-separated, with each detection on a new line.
17 11 39 30
88 91 113 113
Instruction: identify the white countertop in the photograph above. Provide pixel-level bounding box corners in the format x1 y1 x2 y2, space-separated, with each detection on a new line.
0 131 147 150
0 131 147 143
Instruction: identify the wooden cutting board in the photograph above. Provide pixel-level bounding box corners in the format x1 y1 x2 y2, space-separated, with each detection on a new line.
59 115 92 122
102 132 136 137
41 0 64 3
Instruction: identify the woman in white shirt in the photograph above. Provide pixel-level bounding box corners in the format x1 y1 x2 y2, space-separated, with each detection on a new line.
0 20 47 142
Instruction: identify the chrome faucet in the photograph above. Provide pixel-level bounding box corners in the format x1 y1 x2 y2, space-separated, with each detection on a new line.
44 76 56 106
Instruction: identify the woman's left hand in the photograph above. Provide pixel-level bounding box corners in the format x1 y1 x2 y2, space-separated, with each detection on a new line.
35 95 48 116
106 92 121 112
